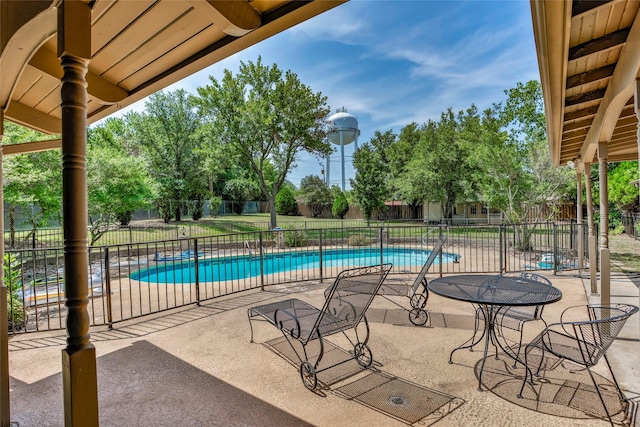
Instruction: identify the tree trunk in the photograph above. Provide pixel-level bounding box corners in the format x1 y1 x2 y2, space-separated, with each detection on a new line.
9 205 16 248
174 199 181 222
268 196 277 229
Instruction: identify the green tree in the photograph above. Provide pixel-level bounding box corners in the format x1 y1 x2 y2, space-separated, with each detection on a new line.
3 122 62 247
196 57 332 229
351 143 388 225
332 190 349 219
608 161 639 213
223 177 259 215
298 175 332 217
87 145 157 244
387 123 423 217
472 80 572 249
125 89 205 222
88 117 136 153
403 110 474 221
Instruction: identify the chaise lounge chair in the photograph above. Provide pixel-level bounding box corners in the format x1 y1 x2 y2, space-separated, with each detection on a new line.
247 263 392 391
375 235 447 326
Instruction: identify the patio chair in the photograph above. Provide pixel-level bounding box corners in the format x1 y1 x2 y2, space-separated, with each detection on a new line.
247 263 392 391
376 235 447 326
517 303 639 426
495 272 553 366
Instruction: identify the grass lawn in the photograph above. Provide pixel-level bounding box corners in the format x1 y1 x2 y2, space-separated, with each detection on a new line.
609 234 640 273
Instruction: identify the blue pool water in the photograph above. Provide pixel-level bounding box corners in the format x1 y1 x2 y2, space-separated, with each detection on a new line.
130 247 460 284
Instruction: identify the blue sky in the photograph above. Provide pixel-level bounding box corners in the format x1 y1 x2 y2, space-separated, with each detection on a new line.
123 0 541 189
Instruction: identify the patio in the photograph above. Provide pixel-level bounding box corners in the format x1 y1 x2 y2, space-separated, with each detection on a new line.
7 271 639 426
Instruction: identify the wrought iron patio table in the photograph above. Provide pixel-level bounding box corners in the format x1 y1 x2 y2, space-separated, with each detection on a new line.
427 274 562 391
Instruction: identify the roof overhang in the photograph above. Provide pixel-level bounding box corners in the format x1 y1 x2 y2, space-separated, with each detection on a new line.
530 0 640 166
0 0 345 135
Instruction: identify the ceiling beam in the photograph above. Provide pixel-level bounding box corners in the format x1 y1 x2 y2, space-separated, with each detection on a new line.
581 8 640 163
564 105 599 122
562 128 588 140
562 117 593 132
566 64 615 89
4 100 60 133
607 153 639 161
565 89 606 107
193 0 261 37
571 0 612 17
29 47 128 104
611 126 636 137
568 28 629 61
2 138 60 156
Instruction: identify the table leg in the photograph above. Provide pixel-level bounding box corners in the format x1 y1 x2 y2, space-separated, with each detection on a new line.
449 305 487 364
476 304 494 391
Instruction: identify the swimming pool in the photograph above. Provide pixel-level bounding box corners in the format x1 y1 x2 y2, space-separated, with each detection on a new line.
130 247 460 284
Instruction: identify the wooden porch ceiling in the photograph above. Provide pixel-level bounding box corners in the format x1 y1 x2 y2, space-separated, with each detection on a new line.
0 0 345 135
531 0 640 166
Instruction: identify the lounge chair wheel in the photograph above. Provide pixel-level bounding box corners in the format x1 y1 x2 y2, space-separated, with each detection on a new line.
300 362 317 390
354 343 372 368
409 308 428 326
410 293 427 309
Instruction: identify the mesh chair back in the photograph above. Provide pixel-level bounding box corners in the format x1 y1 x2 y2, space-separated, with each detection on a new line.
313 263 392 339
500 272 552 319
573 304 639 366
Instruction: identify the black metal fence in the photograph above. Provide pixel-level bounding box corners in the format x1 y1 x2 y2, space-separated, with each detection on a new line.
4 220 380 249
622 213 639 239
5 222 589 334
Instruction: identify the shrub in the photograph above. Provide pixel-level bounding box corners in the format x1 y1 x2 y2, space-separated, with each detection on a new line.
610 224 625 235
276 187 298 215
7 296 26 332
284 230 307 247
332 192 349 219
190 200 204 220
115 210 133 226
348 234 371 246
4 253 26 331
156 199 173 223
209 196 222 217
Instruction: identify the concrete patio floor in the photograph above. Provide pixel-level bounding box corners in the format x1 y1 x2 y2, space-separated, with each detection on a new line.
6 271 640 426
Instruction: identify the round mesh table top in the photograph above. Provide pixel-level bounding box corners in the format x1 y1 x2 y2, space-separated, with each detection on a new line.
428 274 562 306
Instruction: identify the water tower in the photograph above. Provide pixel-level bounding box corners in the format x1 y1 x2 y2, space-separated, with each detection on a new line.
326 107 360 190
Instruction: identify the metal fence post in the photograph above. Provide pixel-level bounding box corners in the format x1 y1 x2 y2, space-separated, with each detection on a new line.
104 247 113 329
194 239 200 305
553 223 558 275
438 225 443 277
499 224 504 272
379 226 384 266
318 229 324 283
259 232 265 291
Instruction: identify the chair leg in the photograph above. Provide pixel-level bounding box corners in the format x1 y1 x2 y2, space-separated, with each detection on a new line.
247 309 256 343
518 343 546 398
584 364 616 426
603 353 627 402
511 327 524 368
517 344 533 398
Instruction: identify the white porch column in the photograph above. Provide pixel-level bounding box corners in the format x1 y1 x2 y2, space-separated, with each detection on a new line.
58 1 99 426
0 110 9 427
584 162 598 294
636 79 640 245
598 142 610 306
575 160 584 270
